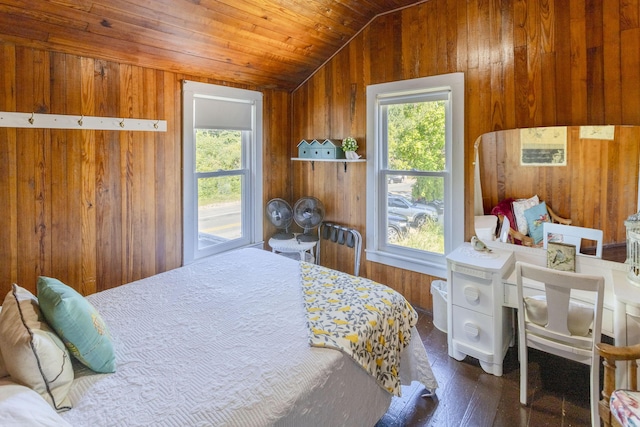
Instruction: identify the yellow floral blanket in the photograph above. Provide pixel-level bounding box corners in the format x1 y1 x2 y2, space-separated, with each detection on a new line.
300 262 417 396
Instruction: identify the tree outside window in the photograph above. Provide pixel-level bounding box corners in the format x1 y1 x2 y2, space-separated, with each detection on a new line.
386 100 445 254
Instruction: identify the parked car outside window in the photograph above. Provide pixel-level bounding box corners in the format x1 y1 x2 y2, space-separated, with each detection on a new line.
426 199 444 215
414 197 445 215
387 194 438 228
387 212 409 243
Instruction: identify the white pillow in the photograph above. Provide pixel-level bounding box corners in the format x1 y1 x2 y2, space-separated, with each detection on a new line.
0 285 74 411
512 195 540 236
524 295 594 336
0 379 72 426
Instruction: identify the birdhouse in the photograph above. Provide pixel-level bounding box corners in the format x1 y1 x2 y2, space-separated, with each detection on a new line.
298 139 346 159
307 139 324 158
296 140 312 158
318 139 345 159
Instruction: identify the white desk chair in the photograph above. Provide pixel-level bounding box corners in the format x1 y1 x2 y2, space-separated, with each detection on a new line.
516 261 605 427
542 222 604 258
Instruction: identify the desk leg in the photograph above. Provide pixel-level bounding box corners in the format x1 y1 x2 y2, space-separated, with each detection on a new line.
509 307 516 347
615 300 629 388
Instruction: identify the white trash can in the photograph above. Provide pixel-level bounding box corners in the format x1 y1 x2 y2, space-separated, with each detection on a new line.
430 280 448 333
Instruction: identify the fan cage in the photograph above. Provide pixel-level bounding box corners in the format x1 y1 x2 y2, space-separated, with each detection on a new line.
266 198 294 240
293 197 325 242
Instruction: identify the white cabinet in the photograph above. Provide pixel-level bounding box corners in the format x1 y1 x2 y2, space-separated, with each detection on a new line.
446 243 514 376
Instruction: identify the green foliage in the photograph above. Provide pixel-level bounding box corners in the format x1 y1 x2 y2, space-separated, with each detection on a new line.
394 221 445 254
196 130 242 172
342 137 358 151
387 100 445 202
196 130 243 205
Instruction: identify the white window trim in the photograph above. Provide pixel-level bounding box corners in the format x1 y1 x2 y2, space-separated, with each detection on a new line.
182 80 263 264
365 73 465 278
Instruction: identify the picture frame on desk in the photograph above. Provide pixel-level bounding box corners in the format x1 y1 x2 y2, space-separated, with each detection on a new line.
547 242 576 271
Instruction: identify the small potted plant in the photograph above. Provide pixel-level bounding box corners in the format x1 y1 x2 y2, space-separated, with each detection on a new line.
342 137 360 160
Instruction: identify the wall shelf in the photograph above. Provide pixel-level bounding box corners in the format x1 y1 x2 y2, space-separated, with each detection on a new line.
291 157 365 172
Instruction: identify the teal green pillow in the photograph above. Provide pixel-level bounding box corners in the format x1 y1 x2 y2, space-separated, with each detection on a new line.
36 277 115 373
523 201 550 244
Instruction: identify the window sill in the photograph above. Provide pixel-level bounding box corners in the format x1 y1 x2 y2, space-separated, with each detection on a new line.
365 249 447 279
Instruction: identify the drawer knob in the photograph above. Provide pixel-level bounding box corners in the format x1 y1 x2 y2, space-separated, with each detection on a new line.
463 286 480 303
464 322 480 339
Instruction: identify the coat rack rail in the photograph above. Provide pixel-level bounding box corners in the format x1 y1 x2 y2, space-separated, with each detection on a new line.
0 111 167 132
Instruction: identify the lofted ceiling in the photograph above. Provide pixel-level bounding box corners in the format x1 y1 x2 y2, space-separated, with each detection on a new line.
0 0 422 91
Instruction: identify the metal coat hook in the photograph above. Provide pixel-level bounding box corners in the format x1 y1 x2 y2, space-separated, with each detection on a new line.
153 120 159 129
78 115 84 126
28 112 34 125
119 118 125 128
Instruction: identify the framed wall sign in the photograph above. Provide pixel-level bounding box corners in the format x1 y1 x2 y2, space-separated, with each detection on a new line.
520 127 567 166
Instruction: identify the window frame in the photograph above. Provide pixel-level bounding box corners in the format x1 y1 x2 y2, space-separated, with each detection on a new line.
365 73 465 278
182 80 263 264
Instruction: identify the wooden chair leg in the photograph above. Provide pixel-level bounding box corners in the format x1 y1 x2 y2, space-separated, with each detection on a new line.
590 360 600 427
600 357 616 427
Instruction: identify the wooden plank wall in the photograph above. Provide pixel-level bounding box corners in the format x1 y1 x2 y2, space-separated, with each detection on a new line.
0 42 291 297
292 0 640 310
3 1 640 312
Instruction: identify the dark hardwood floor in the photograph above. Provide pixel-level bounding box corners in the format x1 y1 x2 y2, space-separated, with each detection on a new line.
377 308 593 427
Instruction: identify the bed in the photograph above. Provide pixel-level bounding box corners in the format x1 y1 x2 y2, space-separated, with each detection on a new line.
1 248 437 426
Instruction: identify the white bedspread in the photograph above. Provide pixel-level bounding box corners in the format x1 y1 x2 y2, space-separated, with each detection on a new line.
60 248 437 426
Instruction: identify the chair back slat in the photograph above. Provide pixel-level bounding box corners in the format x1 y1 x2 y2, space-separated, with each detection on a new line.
544 284 573 336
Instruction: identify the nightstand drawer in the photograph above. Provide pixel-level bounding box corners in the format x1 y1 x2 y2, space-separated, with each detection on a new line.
451 306 494 354
451 271 493 315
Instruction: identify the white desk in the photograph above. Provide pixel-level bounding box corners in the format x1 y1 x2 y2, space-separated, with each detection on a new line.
611 269 640 342
447 241 624 376
499 245 617 338
268 235 318 262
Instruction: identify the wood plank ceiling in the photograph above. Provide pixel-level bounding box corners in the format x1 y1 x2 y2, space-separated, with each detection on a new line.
0 0 422 91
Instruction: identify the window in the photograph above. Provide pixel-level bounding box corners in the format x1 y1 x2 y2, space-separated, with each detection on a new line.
182 81 263 264
365 73 464 278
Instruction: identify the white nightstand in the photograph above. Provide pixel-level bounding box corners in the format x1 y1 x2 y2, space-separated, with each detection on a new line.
446 242 515 376
268 235 318 263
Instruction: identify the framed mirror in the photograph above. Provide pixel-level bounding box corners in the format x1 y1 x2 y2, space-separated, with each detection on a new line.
474 125 640 263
